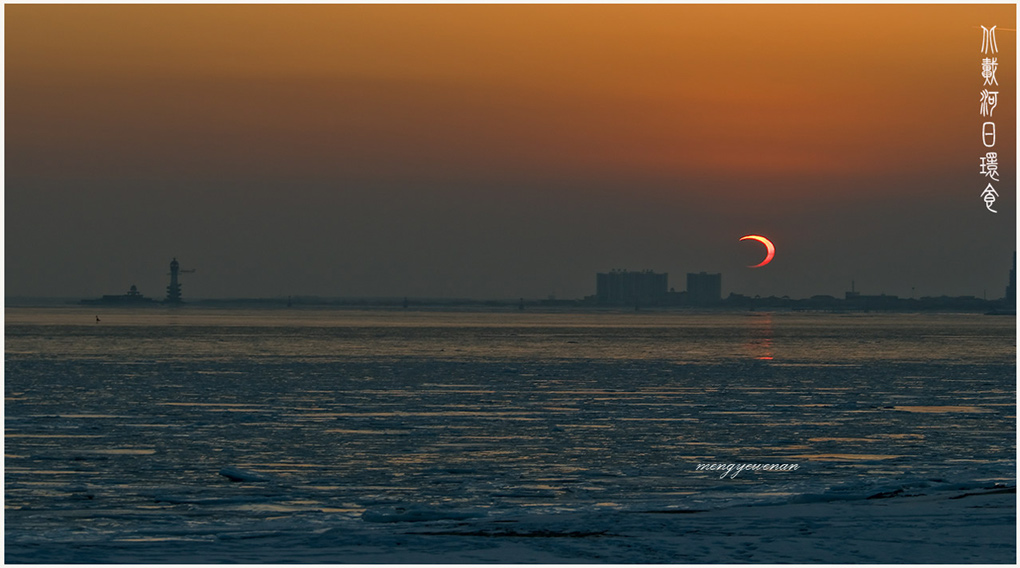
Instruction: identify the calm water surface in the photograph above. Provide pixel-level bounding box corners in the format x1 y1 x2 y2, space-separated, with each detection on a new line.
5 308 1016 553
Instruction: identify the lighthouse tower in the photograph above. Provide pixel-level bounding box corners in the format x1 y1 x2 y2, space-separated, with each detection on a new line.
165 258 182 304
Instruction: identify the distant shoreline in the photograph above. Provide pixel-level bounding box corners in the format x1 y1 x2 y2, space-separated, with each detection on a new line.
4 296 1014 315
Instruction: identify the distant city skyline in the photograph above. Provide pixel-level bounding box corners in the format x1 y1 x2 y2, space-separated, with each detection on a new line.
59 255 1017 305
6 5 1015 301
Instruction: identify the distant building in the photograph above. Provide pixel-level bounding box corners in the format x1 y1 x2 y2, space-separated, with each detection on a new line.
81 284 157 306
165 258 183 304
596 269 668 305
686 272 721 305
842 281 901 309
845 280 859 300
846 293 900 310
164 257 195 304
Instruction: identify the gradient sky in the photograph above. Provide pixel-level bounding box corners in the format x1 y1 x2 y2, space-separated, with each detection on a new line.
6 4 1016 300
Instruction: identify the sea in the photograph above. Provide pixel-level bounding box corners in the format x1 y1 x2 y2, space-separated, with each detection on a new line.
4 307 1016 562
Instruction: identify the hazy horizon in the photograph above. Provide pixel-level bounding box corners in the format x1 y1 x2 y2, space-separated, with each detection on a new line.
6 5 1016 301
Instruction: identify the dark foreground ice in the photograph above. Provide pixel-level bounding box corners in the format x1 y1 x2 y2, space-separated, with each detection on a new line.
5 484 1015 563
5 310 1016 562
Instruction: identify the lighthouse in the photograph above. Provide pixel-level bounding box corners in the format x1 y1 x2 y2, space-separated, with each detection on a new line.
165 258 182 304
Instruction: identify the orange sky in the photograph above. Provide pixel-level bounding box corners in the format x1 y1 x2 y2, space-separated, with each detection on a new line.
5 5 1016 300
7 5 1015 193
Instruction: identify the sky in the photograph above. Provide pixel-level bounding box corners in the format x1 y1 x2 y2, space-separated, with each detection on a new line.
6 4 1017 300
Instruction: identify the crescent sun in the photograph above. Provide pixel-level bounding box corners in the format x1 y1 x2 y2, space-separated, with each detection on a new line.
739 235 775 268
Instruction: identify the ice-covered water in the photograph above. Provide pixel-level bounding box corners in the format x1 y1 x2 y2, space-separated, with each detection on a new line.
5 308 1016 562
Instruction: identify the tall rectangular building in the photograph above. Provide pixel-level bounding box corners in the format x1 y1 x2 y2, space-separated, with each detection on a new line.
596 270 668 305
687 272 722 305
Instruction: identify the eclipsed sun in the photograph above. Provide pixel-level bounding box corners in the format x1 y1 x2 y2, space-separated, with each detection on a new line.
739 235 775 268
